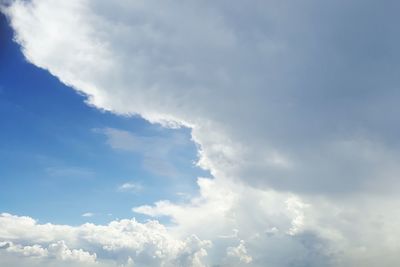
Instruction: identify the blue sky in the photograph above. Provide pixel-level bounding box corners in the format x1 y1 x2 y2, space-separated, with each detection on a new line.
0 13 205 226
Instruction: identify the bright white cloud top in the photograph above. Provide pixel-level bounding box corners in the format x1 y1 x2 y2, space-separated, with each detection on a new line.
2 0 400 266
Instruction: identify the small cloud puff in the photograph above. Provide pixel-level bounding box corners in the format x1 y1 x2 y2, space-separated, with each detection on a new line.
81 213 94 218
117 182 143 193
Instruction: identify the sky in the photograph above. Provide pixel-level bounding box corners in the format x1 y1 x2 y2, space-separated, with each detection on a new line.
0 11 205 225
1 0 400 267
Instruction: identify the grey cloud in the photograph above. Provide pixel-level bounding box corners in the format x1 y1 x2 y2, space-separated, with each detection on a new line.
5 0 400 194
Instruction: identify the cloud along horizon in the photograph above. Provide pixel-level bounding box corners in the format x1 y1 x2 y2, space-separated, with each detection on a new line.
2 0 400 266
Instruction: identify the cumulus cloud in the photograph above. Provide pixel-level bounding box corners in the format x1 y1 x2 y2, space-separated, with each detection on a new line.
0 213 210 267
225 240 252 265
0 240 97 267
3 0 400 266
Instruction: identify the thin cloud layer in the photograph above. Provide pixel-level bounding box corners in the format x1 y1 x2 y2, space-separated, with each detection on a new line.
101 127 191 177
2 0 400 266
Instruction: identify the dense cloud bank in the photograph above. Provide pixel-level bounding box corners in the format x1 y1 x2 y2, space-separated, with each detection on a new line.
2 0 400 266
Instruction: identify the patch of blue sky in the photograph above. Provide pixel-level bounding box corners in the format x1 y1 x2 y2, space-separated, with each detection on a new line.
0 14 208 226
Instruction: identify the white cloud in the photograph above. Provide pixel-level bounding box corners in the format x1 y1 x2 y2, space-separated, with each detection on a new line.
226 240 252 264
285 197 309 236
3 0 400 266
1 241 48 258
82 213 94 218
0 240 96 264
47 241 97 263
117 182 143 193
0 213 210 267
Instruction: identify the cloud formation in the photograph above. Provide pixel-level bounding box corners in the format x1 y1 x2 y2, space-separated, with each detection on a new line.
0 213 210 267
82 213 94 218
118 182 143 193
0 240 97 264
2 0 400 266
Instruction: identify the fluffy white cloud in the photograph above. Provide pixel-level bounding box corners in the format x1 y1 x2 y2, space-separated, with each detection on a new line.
5 240 96 263
226 240 253 265
133 177 337 266
0 240 97 267
3 0 400 266
1 241 48 258
0 213 210 267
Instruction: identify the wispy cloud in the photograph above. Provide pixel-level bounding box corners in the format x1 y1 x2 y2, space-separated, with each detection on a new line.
81 212 94 218
45 167 94 180
99 127 190 177
117 182 143 193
